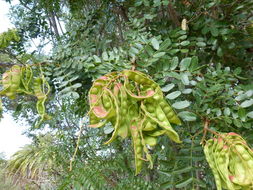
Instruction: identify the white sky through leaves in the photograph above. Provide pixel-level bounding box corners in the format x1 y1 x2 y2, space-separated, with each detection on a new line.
0 1 31 159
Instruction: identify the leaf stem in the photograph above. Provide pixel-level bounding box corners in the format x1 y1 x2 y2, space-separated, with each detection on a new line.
200 119 210 145
69 121 84 171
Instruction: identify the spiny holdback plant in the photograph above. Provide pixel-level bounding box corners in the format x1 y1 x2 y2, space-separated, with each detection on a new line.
88 70 182 174
204 132 253 190
0 64 50 126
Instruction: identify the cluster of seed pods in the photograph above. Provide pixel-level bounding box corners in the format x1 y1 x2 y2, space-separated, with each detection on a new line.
0 65 50 124
204 132 253 190
88 70 182 174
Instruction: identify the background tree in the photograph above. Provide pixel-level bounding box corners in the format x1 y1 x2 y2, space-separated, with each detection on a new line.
0 0 253 189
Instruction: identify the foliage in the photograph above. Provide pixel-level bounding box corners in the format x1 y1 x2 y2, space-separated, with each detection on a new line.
0 153 20 190
0 0 252 189
6 134 64 189
0 29 20 49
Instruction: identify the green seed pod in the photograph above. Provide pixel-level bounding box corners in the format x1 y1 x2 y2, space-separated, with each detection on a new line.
163 106 172 113
153 94 162 101
92 105 109 119
141 102 181 143
89 112 101 124
129 121 144 175
87 70 183 175
36 99 45 116
235 144 247 155
104 89 120 145
247 159 253 169
118 123 129 139
159 99 181 125
91 87 99 94
122 70 155 86
89 120 107 128
156 106 166 121
1 65 22 99
5 91 15 99
136 146 142 154
0 65 50 127
102 91 112 109
145 129 166 137
121 101 128 108
33 78 46 100
2 71 11 89
124 77 156 100
143 121 157 131
204 133 253 190
10 66 21 85
113 82 122 96
204 139 223 190
0 71 13 97
135 159 143 175
144 135 157 147
145 103 155 113
21 65 33 92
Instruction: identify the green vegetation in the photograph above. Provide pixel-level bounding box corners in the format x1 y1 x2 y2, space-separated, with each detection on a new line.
0 0 252 189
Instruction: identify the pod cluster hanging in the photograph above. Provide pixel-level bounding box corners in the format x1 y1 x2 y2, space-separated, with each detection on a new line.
88 70 182 174
204 132 253 190
0 65 50 125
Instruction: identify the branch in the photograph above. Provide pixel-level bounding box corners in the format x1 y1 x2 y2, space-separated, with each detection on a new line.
56 14 64 35
118 5 129 22
167 0 180 27
0 49 24 65
200 119 210 145
116 14 124 42
0 62 21 67
112 4 129 22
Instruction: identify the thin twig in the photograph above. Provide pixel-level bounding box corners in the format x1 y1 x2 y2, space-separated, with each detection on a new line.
200 119 210 145
69 121 84 171
131 57 136 71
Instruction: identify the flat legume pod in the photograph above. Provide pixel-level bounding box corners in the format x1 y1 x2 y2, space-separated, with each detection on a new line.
122 70 157 87
87 70 182 175
117 83 129 139
204 133 253 189
103 88 120 145
159 99 181 125
204 139 223 190
124 77 156 100
21 65 32 92
130 120 143 175
141 102 181 143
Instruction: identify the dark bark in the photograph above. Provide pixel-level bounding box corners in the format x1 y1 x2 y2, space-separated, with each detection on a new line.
50 12 60 38
118 5 129 22
116 15 124 42
112 4 129 22
0 49 24 65
168 1 180 27
0 62 20 67
56 15 64 35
